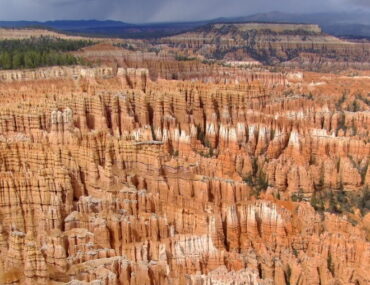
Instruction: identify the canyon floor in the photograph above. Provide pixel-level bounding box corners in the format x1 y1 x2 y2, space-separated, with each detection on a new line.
0 24 369 285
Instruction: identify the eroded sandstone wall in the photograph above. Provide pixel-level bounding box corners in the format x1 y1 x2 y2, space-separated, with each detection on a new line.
0 66 368 285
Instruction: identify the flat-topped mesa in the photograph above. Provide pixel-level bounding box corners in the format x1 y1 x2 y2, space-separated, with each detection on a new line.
163 22 370 70
212 23 322 34
0 28 98 40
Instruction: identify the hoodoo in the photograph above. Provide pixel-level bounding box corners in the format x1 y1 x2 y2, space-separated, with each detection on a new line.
0 14 369 285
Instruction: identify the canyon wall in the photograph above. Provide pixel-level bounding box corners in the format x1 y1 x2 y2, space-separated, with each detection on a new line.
162 23 370 70
0 66 368 284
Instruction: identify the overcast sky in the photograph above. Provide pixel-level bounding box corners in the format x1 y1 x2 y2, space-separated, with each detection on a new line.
0 0 369 23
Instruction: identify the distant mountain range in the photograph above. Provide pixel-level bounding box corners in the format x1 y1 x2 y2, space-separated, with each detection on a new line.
0 19 208 38
1 11 370 39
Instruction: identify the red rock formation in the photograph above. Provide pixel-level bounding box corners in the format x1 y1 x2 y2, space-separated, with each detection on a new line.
162 23 370 70
0 65 368 284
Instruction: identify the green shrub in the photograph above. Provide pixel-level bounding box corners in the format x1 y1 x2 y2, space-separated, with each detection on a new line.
243 158 268 198
311 186 370 216
291 189 304 202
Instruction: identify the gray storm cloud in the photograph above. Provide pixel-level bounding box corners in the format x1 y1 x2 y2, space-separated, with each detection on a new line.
0 0 369 22
351 0 370 7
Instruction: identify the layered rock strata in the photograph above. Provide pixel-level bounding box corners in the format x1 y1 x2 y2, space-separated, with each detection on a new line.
0 66 368 285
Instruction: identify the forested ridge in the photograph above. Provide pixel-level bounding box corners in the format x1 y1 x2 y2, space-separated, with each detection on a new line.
0 37 94 69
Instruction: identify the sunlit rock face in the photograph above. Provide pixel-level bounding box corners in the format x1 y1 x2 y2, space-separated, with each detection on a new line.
163 23 370 71
0 61 368 285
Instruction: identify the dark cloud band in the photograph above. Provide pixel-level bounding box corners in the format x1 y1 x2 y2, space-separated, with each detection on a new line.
0 0 369 22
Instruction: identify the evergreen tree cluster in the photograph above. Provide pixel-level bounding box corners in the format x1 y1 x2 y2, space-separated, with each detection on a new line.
0 37 93 69
310 185 370 217
243 157 269 198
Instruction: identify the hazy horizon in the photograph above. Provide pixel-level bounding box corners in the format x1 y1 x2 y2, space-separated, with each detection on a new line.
0 0 369 23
